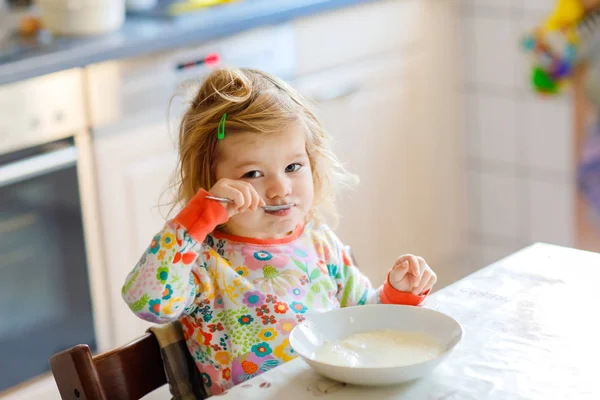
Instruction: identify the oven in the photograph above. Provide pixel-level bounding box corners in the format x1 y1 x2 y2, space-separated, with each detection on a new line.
0 69 110 399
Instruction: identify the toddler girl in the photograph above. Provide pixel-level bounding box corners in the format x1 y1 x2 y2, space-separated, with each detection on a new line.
122 68 437 396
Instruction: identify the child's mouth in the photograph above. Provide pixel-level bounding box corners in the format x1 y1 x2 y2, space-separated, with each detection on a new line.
264 205 295 216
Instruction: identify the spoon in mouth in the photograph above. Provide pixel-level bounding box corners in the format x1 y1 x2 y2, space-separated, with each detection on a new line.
205 195 295 212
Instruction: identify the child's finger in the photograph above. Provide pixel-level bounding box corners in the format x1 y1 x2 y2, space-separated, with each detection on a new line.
248 185 262 211
227 187 245 210
405 256 422 287
392 258 408 270
422 273 437 294
390 261 409 284
254 186 266 208
411 257 428 288
414 269 432 295
231 182 253 212
396 255 421 277
238 186 253 212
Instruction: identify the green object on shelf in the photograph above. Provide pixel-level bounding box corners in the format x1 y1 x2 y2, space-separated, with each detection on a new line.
532 67 559 94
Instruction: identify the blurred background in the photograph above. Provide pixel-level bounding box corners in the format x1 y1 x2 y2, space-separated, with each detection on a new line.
1 0 598 398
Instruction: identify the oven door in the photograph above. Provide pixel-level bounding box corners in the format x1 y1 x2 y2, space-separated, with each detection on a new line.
0 139 96 392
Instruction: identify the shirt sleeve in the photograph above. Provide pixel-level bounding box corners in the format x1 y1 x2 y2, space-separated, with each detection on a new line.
319 225 427 307
121 189 228 324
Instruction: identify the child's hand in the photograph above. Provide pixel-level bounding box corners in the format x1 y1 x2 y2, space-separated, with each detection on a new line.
209 179 266 217
389 255 437 295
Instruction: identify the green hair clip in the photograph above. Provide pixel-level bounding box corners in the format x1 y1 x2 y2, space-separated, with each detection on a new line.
218 113 227 140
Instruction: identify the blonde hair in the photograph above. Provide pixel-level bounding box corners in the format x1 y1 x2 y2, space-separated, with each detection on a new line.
173 67 357 226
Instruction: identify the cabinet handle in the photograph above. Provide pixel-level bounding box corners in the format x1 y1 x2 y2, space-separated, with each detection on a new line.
0 146 78 189
309 84 360 103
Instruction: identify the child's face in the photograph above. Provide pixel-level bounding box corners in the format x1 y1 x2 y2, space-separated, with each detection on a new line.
215 122 314 239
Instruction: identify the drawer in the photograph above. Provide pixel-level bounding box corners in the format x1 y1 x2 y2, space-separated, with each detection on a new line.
294 0 421 76
85 24 296 129
0 69 86 153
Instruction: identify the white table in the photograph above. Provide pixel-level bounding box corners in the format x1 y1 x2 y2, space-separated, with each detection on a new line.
208 244 600 399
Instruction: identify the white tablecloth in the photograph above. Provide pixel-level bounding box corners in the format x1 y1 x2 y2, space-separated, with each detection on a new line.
208 243 600 399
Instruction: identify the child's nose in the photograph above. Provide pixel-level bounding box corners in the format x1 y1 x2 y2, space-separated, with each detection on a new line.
266 176 291 199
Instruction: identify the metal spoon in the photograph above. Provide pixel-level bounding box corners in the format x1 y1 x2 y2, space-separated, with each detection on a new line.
205 195 295 212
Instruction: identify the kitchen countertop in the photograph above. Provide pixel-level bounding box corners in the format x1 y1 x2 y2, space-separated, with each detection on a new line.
0 0 376 86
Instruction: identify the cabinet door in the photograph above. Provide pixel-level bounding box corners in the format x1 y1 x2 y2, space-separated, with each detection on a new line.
295 54 417 282
294 0 422 75
295 51 465 284
93 116 179 346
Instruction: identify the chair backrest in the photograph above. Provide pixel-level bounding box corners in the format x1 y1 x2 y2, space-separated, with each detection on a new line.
50 333 167 400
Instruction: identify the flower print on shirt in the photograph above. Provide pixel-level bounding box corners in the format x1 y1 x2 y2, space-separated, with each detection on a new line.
276 318 297 335
164 297 187 317
258 328 278 342
214 351 231 366
251 342 272 357
148 299 161 316
149 235 161 254
172 251 196 265
290 301 307 314
242 248 290 271
192 303 213 322
231 353 280 384
242 291 265 307
234 265 249 277
221 367 231 381
265 294 278 303
214 294 225 309
201 364 224 395
162 284 173 300
161 232 176 249
289 286 305 300
260 315 277 325
272 302 289 314
207 322 225 333
252 265 304 296
255 304 270 316
273 339 296 362
156 266 169 284
238 315 254 325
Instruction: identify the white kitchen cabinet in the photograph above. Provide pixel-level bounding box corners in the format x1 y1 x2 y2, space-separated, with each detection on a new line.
93 114 179 346
294 0 422 75
295 52 465 286
295 54 419 282
294 0 466 288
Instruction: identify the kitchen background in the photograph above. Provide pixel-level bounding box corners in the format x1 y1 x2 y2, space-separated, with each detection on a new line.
462 1 576 269
1 0 598 399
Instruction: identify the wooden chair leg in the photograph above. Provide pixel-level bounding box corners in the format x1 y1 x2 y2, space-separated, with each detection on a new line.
49 345 107 400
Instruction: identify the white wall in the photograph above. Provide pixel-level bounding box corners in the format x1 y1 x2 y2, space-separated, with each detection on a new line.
460 0 575 270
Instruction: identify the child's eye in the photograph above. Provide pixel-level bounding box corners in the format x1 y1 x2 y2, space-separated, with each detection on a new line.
243 170 263 179
285 163 302 173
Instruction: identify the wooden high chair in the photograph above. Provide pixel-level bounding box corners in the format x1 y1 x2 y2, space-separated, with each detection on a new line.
49 333 167 400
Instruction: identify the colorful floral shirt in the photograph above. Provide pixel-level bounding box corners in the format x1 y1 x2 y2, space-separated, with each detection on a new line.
122 189 426 396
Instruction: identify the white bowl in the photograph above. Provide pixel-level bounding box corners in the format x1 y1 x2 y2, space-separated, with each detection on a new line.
36 0 125 36
289 304 463 386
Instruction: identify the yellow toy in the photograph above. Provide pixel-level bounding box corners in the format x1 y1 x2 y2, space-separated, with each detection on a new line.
522 0 586 94
544 0 584 32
